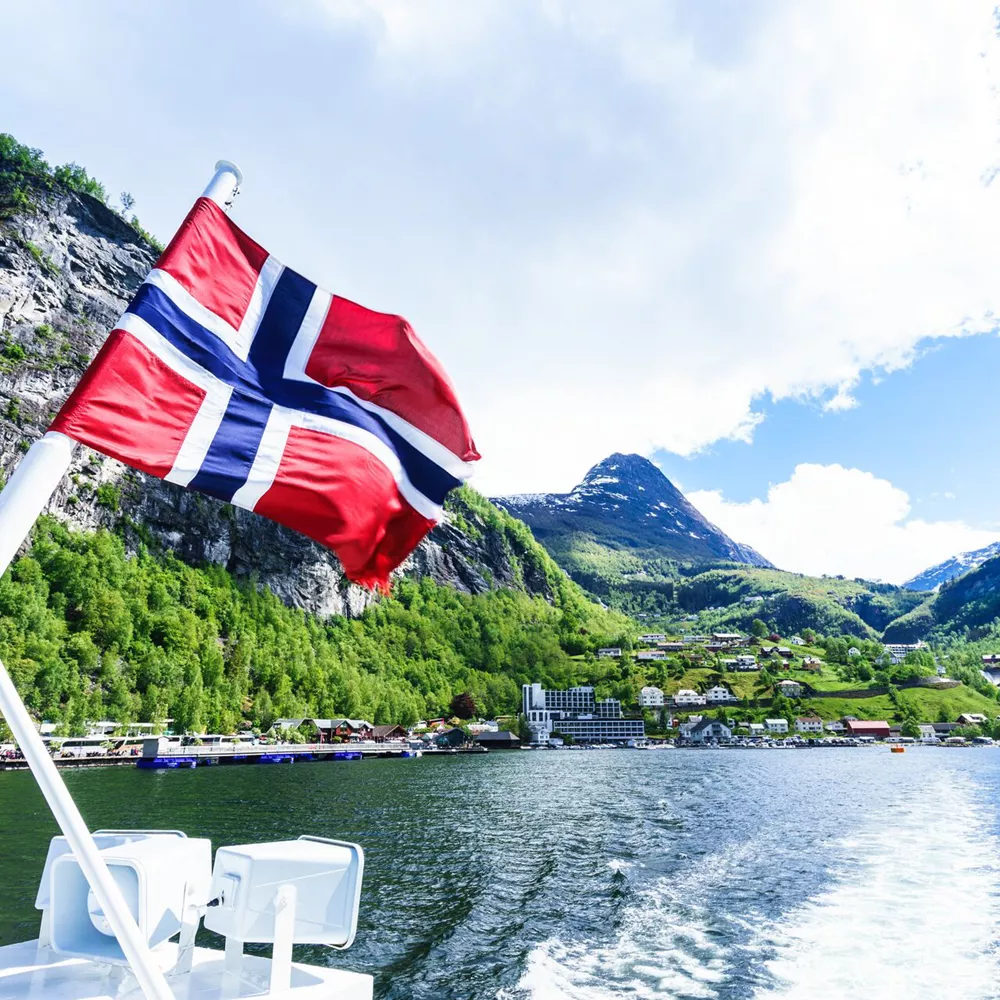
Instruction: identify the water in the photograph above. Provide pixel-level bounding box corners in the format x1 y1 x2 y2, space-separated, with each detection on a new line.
1 748 999 998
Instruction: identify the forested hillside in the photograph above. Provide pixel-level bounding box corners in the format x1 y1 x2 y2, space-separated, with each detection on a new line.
0 133 635 733
0 498 632 734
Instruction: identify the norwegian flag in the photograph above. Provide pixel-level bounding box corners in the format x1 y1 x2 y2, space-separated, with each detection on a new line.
52 197 479 590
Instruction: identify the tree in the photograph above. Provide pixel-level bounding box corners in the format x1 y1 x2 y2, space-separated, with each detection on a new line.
120 191 135 214
449 692 477 720
751 619 769 639
900 718 921 739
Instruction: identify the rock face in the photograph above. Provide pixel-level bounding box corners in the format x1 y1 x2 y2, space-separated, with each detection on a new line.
0 183 550 616
903 541 1000 593
494 452 773 567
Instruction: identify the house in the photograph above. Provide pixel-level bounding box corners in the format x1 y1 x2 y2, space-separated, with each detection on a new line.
672 689 707 707
705 685 737 704
982 654 1000 666
748 723 765 736
598 647 622 658
683 635 709 645
765 718 789 734
789 636 806 646
733 655 757 670
884 642 926 665
775 680 802 697
957 713 989 726
689 719 732 744
435 727 470 747
637 650 666 660
824 720 845 733
743 595 765 604
372 724 407 742
848 647 861 657
712 633 743 644
639 633 667 644
474 730 521 749
845 720 891 739
932 722 959 737
918 724 938 741
776 647 794 659
658 642 685 652
795 716 823 733
677 715 703 737
802 656 823 669
639 686 665 707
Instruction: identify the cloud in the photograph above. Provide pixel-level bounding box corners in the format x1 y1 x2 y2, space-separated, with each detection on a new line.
688 464 1000 584
5 2 1000 501
303 0 1000 498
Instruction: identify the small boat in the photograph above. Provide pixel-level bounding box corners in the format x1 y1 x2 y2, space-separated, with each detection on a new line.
890 745 905 753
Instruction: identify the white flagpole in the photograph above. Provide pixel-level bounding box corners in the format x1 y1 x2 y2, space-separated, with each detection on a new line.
0 160 243 1000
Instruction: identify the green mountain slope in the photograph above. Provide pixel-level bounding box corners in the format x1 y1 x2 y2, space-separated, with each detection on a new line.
0 492 633 734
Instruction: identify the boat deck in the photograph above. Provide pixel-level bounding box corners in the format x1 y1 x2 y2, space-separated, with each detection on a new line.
0 940 373 999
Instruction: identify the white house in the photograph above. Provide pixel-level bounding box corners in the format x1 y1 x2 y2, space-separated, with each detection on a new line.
918 724 938 741
733 655 757 670
795 716 823 733
689 719 732 743
958 713 989 726
598 647 622 658
775 679 802 697
637 650 666 660
765 718 789 734
712 633 743 644
638 633 667 644
848 647 861 658
683 635 709 644
677 715 703 737
748 723 765 736
825 720 845 733
672 689 707 707
743 595 765 604
639 686 665 707
789 636 806 646
705 685 737 704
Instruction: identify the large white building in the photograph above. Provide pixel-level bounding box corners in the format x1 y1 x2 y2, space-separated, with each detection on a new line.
637 650 666 660
638 633 667 644
705 685 736 704
639 686 665 707
671 689 707 707
522 684 645 744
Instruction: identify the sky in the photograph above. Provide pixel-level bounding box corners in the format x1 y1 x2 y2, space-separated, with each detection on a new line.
4 0 1000 584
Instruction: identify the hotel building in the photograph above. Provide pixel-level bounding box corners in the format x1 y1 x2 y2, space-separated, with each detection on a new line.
522 683 645 744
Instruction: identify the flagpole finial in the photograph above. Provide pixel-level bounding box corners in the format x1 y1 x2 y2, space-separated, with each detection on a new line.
203 160 244 212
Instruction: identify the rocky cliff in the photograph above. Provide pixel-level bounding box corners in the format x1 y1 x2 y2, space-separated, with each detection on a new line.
0 178 551 617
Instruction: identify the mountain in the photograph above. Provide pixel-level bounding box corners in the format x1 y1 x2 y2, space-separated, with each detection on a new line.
495 453 773 568
884 551 1000 643
903 541 1000 593
0 133 633 730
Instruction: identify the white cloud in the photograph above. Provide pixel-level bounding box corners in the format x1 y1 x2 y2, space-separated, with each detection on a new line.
5 1 1000 507
688 464 1000 584
306 0 1000 498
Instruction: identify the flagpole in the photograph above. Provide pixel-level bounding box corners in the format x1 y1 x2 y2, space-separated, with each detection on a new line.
0 160 243 1000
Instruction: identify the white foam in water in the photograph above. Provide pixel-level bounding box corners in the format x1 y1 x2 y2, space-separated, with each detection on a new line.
516 839 765 999
753 770 1000 1000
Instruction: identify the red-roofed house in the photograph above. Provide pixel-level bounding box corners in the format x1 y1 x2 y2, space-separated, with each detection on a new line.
846 720 891 739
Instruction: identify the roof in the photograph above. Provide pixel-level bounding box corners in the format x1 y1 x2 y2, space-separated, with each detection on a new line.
765 718 787 724
846 720 890 732
372 724 406 737
797 716 822 723
691 718 729 733
475 730 519 742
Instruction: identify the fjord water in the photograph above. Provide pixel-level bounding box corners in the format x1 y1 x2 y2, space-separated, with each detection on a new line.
1 750 998 999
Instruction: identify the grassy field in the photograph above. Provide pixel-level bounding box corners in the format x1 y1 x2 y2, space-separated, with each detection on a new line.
656 667 998 723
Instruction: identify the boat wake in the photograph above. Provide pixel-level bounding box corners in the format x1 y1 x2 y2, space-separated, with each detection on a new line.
514 838 765 999
513 768 1000 999
751 770 1000 999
